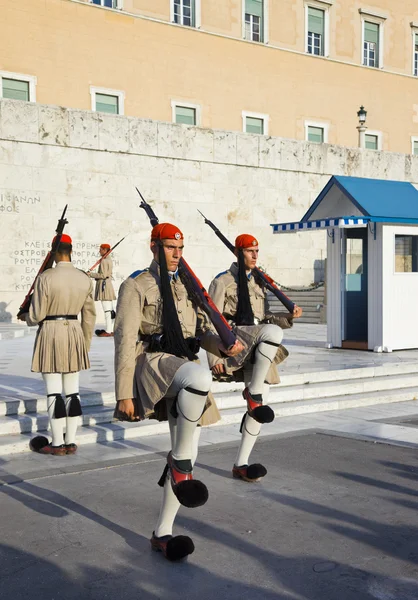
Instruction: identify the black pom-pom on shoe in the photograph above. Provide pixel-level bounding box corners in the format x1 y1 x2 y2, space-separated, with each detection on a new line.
252 405 275 424
173 480 209 508
29 435 50 452
246 463 267 480
151 533 195 561
233 463 267 482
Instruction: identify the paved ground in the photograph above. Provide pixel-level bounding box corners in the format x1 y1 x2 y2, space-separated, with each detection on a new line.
1 323 418 400
0 432 418 599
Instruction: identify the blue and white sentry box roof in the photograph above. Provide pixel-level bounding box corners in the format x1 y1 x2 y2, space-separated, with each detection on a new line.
271 175 418 233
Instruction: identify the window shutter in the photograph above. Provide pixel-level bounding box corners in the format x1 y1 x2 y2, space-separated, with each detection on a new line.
308 7 324 36
2 78 29 101
245 0 263 18
364 21 379 44
96 93 119 114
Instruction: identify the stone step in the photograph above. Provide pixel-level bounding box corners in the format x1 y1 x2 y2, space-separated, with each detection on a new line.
1 371 418 436
2 362 418 417
0 386 415 456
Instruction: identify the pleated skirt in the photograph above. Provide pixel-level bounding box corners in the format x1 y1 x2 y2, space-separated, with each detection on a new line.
31 320 90 373
133 352 221 426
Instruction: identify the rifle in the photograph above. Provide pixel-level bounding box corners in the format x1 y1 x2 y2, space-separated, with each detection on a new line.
88 236 126 272
136 188 237 350
17 205 69 318
197 210 295 314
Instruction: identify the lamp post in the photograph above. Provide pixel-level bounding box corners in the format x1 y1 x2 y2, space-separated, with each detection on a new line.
357 105 367 149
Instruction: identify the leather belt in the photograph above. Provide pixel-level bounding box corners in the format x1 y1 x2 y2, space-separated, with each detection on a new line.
44 315 78 321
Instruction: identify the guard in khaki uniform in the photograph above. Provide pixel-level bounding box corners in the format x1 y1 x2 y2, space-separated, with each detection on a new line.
207 233 302 483
22 234 96 456
114 223 242 561
88 243 116 337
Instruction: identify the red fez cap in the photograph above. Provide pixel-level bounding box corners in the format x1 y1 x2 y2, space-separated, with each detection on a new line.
52 234 72 245
235 234 258 249
151 223 184 241
100 243 111 250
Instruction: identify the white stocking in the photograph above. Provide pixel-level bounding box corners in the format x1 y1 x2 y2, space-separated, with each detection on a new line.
249 324 283 395
235 385 270 467
102 300 115 333
42 373 65 447
63 372 80 445
154 399 202 538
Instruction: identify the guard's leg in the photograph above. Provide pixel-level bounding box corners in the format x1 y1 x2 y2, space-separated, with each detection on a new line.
152 408 200 561
159 362 211 509
96 300 113 336
234 383 269 483
63 372 81 454
103 300 114 334
243 324 283 424
30 373 66 456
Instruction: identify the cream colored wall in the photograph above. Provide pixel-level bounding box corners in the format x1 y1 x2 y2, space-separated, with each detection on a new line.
2 0 418 152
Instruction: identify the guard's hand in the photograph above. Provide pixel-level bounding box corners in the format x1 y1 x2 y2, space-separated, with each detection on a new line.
17 313 27 322
220 339 245 357
211 364 225 375
115 398 142 422
292 305 303 319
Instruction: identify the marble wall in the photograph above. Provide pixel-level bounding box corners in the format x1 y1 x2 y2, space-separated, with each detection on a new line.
1 98 417 321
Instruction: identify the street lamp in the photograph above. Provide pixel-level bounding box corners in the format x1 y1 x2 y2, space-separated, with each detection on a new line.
357 105 367 148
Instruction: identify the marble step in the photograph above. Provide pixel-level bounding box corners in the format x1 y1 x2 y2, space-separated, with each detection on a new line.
0 386 415 456
1 371 418 435
2 363 418 417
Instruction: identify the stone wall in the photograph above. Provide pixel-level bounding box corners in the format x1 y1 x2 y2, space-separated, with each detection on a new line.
1 98 417 322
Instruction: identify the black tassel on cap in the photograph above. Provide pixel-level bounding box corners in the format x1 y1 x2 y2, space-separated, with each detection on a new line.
158 243 197 361
235 250 255 326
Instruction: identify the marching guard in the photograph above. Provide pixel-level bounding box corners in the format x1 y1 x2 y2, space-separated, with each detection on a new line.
88 243 117 337
114 222 242 561
207 233 302 482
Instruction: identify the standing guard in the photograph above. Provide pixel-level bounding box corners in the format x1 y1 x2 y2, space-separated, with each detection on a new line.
20 234 96 455
88 243 117 337
207 233 302 483
114 222 243 561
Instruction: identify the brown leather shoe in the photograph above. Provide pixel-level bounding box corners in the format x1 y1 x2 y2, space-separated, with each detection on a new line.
232 463 267 482
150 532 194 561
39 444 67 456
65 444 77 455
96 331 112 338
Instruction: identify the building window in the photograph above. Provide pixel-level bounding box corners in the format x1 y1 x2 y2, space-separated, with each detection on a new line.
0 71 37 102
304 120 328 143
175 105 196 125
413 32 418 76
2 78 29 101
307 7 325 56
92 0 119 7
412 138 418 155
365 134 378 150
242 111 269 134
244 0 264 43
171 101 201 126
395 235 418 273
246 117 264 134
173 0 195 27
90 87 125 115
363 21 380 67
307 125 324 143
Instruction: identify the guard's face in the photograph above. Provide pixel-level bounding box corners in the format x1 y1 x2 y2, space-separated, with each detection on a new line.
242 246 259 270
151 239 184 272
99 247 107 257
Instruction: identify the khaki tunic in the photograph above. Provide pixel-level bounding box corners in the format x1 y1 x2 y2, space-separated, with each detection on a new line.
207 262 293 384
26 262 96 373
90 257 116 301
114 260 223 425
